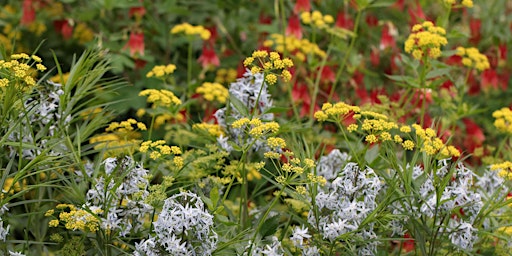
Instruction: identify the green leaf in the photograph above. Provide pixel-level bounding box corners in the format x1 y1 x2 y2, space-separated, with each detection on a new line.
228 93 249 116
262 106 289 114
258 215 280 238
365 144 380 163
210 187 220 209
426 68 452 79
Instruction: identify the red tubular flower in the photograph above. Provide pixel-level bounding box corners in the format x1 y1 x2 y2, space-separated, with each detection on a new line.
379 23 396 50
402 233 415 253
392 0 405 11
469 18 481 44
335 12 354 30
129 6 146 19
286 15 302 39
21 0 36 26
124 31 145 57
317 66 335 83
198 44 220 69
370 47 380 67
293 0 311 14
462 118 485 153
53 19 74 40
481 69 499 91
365 15 379 27
408 0 426 26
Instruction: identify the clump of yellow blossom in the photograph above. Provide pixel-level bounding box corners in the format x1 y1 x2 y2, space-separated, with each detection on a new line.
490 161 512 180
0 53 46 90
90 118 146 157
243 50 294 84
139 89 181 107
193 123 224 137
195 82 229 103
314 102 360 122
492 107 512 134
214 68 238 84
47 205 103 233
73 22 95 44
455 47 490 71
443 0 473 8
300 11 334 29
146 64 177 78
170 23 211 40
315 101 461 158
139 140 182 165
404 21 448 60
264 33 326 61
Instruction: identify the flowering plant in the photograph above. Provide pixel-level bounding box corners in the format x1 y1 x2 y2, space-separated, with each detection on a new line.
2 0 512 255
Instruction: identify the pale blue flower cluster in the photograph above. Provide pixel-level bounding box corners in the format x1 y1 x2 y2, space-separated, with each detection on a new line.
135 191 218 256
85 156 153 237
0 204 9 242
7 80 69 159
390 160 483 250
308 161 383 255
214 70 274 152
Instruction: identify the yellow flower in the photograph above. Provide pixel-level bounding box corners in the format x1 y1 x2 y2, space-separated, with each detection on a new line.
456 47 489 71
405 22 448 60
493 107 512 134
170 23 210 40
139 89 181 107
402 140 415 150
195 82 228 103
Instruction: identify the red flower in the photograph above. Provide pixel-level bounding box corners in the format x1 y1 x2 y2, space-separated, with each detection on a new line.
469 18 481 44
124 31 145 57
365 15 379 27
462 118 485 153
380 23 396 50
408 0 427 26
293 0 311 14
317 66 335 83
53 19 73 40
198 44 220 68
286 15 302 39
335 12 354 30
129 6 146 19
402 233 415 253
21 0 36 26
392 0 405 11
370 47 380 67
206 26 218 45
481 69 499 91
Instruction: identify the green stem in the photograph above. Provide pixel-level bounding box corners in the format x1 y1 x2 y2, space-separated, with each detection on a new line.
329 9 362 102
187 42 192 88
247 185 285 256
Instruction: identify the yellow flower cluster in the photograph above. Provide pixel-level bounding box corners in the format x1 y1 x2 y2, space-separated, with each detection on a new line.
316 101 460 157
146 64 176 78
243 50 294 84
195 82 229 103
443 0 473 7
300 11 334 28
192 123 224 137
0 53 46 89
490 161 512 180
139 89 181 107
214 68 238 84
73 22 95 44
455 47 490 71
223 160 264 182
493 107 512 134
48 204 103 233
90 119 146 157
139 140 182 162
404 21 448 60
232 117 280 137
106 118 147 133
170 23 211 40
263 34 326 61
2 177 26 194
314 102 361 122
